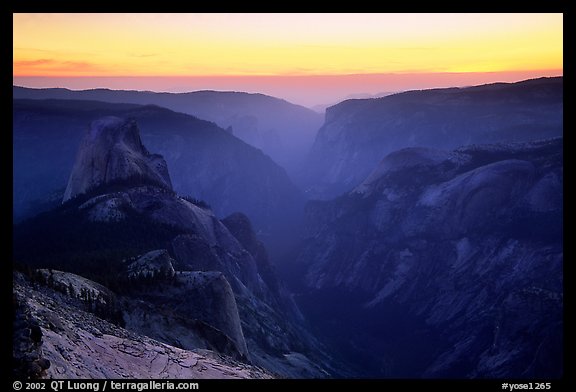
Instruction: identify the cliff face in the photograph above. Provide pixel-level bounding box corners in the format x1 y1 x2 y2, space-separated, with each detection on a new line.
13 86 324 174
13 272 272 379
295 138 563 377
13 100 303 234
14 116 335 378
123 270 250 361
63 117 172 201
301 77 563 198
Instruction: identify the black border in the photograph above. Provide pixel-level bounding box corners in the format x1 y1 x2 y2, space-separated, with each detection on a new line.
7 5 573 390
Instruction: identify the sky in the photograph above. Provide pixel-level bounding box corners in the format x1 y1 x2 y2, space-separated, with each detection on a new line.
13 13 563 108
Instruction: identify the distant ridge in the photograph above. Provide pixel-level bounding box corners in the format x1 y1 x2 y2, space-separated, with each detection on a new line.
301 76 563 198
13 86 323 173
13 99 303 233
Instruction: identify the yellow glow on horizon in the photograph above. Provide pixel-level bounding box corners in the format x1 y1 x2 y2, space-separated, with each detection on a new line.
13 13 563 77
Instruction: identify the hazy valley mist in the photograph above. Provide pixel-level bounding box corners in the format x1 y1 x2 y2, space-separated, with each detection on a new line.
13 13 563 382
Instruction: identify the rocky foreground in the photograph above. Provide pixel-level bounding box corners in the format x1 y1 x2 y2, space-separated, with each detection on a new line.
13 272 273 379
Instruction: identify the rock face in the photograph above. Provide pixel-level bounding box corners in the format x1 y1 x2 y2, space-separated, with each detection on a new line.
126 250 176 280
295 138 563 377
301 77 563 198
63 117 172 201
123 271 249 361
13 86 324 175
37 269 115 301
13 286 51 379
13 100 303 233
14 116 334 378
13 272 272 379
222 213 282 299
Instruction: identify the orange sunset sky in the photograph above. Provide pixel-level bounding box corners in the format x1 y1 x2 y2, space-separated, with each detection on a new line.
13 13 563 108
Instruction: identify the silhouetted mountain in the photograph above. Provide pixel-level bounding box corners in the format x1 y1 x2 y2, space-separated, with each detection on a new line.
63 116 173 201
13 99 303 233
301 77 563 198
13 117 337 378
13 86 323 173
311 91 396 114
293 138 563 377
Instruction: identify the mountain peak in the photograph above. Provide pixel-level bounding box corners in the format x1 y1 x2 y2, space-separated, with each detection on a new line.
87 116 132 140
63 116 172 202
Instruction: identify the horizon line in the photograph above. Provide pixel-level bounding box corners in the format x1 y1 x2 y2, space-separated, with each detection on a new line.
13 71 563 108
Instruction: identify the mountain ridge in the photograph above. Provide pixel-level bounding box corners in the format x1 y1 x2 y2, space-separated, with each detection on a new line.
13 98 304 233
302 76 562 198
13 86 323 173
293 137 562 377
13 116 339 378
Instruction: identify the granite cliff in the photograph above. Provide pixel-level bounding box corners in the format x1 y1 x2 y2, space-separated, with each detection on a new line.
294 138 563 377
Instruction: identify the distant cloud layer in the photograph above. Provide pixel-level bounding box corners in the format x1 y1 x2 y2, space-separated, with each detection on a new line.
14 59 104 74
